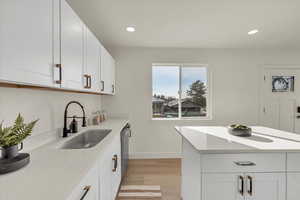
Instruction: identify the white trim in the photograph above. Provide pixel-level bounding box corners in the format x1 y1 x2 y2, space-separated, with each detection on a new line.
151 63 212 121
153 62 208 67
152 117 212 121
129 152 182 159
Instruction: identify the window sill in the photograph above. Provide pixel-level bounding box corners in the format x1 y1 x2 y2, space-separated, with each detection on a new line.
151 117 212 121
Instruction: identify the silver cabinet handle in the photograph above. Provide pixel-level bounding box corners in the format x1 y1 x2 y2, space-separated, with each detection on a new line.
234 161 256 166
238 176 244 196
80 185 91 200
247 176 253 196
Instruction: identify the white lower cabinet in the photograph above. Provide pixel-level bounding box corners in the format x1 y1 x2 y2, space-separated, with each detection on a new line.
67 132 122 200
202 173 244 200
202 173 285 200
99 134 122 200
182 139 289 200
287 153 300 200
99 149 113 200
246 173 285 200
67 166 99 200
287 173 300 200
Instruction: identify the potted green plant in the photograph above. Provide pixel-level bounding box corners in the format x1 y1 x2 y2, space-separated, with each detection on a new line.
0 114 38 159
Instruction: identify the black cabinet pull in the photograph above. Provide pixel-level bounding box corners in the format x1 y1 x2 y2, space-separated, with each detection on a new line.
247 176 253 196
112 84 115 93
112 154 118 172
238 176 244 196
101 81 105 91
84 74 89 89
80 185 91 200
89 75 92 88
83 75 92 89
234 161 256 166
55 64 62 84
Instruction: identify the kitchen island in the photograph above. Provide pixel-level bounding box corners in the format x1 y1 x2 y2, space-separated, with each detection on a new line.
175 126 300 200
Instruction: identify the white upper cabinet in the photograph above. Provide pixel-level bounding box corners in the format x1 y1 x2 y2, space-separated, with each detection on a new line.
100 45 115 95
0 0 60 87
0 0 116 94
83 26 100 92
60 0 84 90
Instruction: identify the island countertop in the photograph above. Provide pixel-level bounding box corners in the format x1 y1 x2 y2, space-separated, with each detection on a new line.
175 126 300 153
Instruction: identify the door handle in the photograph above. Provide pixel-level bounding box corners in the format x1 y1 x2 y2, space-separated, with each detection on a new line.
80 185 91 200
238 176 244 196
247 176 253 196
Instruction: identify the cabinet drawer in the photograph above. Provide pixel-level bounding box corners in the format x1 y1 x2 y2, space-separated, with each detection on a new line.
67 166 98 200
287 153 300 172
201 153 286 173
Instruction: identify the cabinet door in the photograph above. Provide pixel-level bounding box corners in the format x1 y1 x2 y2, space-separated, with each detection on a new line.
202 173 244 200
245 173 285 200
0 0 60 87
60 0 84 90
83 26 100 92
286 173 299 200
111 56 116 95
99 150 112 200
111 134 122 198
67 166 99 200
100 45 110 94
100 46 115 94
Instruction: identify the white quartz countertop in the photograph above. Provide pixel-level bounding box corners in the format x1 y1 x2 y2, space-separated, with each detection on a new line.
0 118 129 200
175 126 300 153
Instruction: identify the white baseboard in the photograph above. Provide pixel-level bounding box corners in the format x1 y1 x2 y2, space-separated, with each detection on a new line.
129 152 182 159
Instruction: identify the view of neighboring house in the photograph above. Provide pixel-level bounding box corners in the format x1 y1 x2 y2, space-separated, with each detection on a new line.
152 96 206 118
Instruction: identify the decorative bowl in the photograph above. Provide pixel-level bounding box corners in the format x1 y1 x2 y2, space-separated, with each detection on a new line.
228 124 252 137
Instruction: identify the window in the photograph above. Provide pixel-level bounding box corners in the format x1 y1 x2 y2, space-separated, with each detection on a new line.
152 64 210 119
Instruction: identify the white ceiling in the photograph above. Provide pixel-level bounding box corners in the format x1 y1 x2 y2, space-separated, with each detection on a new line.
68 0 300 49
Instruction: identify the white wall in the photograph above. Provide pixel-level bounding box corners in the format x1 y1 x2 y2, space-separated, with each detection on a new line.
0 87 101 151
103 47 300 158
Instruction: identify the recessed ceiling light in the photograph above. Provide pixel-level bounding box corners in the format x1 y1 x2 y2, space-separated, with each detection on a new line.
126 26 136 32
248 29 259 35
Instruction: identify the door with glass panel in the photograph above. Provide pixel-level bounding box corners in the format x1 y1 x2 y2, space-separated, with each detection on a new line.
261 67 300 133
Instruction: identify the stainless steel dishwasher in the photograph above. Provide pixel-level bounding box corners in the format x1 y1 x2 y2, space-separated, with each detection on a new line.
121 123 131 178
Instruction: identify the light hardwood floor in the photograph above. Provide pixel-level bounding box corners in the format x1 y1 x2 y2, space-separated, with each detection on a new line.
117 159 181 200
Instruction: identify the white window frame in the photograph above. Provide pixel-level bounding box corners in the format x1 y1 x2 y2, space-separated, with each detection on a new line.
152 63 212 120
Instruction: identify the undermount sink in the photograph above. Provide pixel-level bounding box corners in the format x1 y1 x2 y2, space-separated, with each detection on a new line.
61 129 111 149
